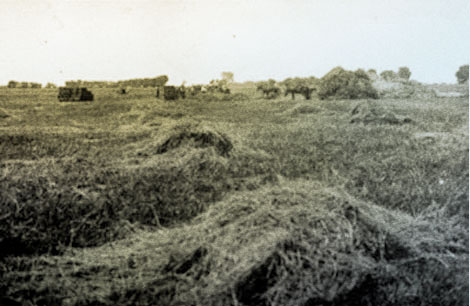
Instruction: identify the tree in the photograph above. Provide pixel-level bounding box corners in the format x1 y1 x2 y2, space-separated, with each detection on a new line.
45 83 57 88
380 70 398 81
7 80 18 88
221 72 234 83
455 65 469 84
398 67 411 80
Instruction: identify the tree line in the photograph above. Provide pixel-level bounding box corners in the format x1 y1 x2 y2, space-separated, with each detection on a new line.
64 75 169 88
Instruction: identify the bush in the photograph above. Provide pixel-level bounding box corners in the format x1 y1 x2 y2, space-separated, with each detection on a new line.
317 67 379 100
456 65 469 84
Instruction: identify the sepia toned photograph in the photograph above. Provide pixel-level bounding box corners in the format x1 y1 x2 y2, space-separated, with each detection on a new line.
0 0 469 305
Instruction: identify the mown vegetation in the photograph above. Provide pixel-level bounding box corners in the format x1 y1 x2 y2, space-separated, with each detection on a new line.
0 83 468 305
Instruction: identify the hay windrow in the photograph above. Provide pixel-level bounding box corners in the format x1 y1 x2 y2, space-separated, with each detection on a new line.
139 120 233 157
373 79 437 99
285 103 324 115
0 107 10 119
3 180 466 306
350 101 412 125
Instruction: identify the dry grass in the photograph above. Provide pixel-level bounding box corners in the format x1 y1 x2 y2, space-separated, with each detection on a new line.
2 180 467 306
0 87 468 305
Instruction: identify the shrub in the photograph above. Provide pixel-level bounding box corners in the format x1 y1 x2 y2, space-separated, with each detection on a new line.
456 65 469 84
317 67 379 100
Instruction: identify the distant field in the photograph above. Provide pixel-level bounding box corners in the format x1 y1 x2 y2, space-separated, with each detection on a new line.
0 87 468 305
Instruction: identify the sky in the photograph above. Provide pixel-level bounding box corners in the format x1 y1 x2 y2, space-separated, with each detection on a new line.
0 0 469 86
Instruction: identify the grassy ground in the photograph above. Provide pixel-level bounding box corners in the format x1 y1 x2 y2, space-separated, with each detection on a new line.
0 86 468 305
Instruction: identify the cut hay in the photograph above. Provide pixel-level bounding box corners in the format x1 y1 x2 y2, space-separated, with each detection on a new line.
373 79 437 99
286 103 324 115
3 180 467 306
350 102 412 125
141 110 185 123
149 120 233 157
120 119 279 224
0 130 279 257
0 107 10 119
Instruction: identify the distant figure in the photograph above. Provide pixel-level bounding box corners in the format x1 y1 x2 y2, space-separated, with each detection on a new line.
120 88 127 94
156 87 160 98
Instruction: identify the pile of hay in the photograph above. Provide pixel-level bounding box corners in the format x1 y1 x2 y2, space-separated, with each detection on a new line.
286 103 324 115
373 79 437 99
120 119 279 224
0 107 10 119
350 102 412 125
429 83 469 98
3 180 467 305
0 120 279 257
317 67 379 100
140 120 233 157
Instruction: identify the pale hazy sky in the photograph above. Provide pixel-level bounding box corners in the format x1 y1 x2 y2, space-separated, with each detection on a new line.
0 0 469 85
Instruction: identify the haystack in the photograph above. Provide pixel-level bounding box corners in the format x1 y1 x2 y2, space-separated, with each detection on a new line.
3 180 466 306
151 120 233 157
373 79 437 99
350 102 412 125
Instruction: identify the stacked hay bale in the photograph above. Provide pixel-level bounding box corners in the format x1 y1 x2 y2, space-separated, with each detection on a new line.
58 87 94 102
317 67 379 100
163 86 180 100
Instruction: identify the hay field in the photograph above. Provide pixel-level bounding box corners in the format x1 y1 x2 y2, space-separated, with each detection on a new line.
0 86 468 305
